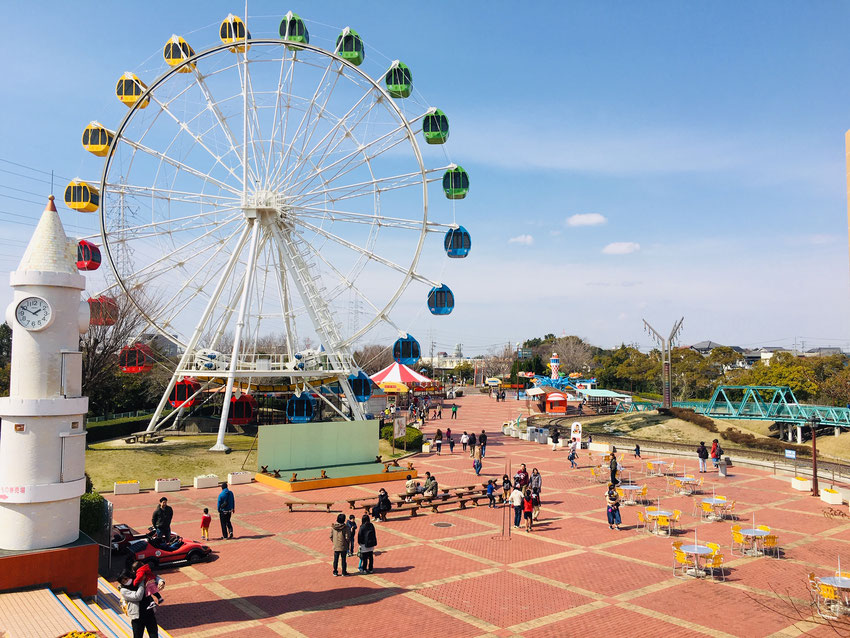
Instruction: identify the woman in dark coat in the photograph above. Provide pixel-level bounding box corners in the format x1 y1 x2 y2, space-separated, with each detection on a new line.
357 514 378 573
371 488 392 521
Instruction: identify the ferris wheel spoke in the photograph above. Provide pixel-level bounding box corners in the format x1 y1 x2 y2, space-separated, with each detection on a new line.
263 47 296 187
147 93 247 188
104 182 241 207
110 214 243 241
239 53 269 190
190 69 244 179
296 166 442 202
119 136 241 196
101 208 243 236
293 218 437 287
291 204 450 231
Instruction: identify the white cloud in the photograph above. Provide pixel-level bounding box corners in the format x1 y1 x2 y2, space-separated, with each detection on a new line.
602 242 640 255
509 234 534 246
567 213 607 227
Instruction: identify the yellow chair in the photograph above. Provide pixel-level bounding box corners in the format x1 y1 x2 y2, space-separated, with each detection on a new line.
673 550 695 577
646 462 654 476
731 530 747 555
763 534 779 558
671 540 683 550
817 583 840 620
695 477 704 494
666 477 677 494
706 541 720 556
836 571 850 578
757 525 771 533
808 572 819 594
646 506 658 512
656 515 671 536
616 488 625 500
635 511 648 533
639 485 648 504
701 501 715 521
731 523 741 532
705 553 726 581
671 510 682 532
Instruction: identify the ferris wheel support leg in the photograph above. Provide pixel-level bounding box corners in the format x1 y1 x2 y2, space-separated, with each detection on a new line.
212 218 262 452
145 225 253 433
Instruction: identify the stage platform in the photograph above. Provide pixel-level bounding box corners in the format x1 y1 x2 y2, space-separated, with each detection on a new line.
0 533 99 597
255 461 416 492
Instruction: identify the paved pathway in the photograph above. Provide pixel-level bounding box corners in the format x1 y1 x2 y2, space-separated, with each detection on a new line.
106 394 850 637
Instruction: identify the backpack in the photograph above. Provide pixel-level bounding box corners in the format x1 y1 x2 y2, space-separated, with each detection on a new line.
717 446 724 457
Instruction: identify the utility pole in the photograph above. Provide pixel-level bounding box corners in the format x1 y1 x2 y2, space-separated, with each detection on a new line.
809 415 820 497
642 317 684 409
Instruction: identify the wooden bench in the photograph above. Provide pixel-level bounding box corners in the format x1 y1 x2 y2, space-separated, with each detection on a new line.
361 502 420 518
346 496 379 509
424 497 476 513
124 432 164 444
285 501 335 513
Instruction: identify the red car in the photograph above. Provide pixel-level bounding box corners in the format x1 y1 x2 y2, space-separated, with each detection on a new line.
111 524 212 566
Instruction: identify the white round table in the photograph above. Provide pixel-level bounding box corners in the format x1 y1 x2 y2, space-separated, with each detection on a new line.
741 528 769 556
620 485 641 505
701 497 727 521
647 509 673 535
680 544 713 577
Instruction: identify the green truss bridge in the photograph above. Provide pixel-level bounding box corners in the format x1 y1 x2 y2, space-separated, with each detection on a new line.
617 385 850 429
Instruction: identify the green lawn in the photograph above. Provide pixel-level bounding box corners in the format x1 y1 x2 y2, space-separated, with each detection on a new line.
86 434 258 493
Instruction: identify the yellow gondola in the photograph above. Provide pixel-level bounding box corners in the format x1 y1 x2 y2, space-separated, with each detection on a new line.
64 179 100 213
81 121 115 157
115 72 149 109
163 35 195 72
220 14 251 53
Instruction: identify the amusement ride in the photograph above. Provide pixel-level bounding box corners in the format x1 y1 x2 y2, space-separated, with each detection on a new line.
68 11 471 450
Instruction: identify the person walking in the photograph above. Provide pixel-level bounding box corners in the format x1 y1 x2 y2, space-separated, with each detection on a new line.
437 404 442 419
357 514 377 574
468 432 477 457
551 427 560 452
460 431 469 453
217 482 235 539
531 487 541 521
472 444 483 475
151 497 173 541
447 432 455 454
510 482 524 528
479 430 488 457
486 480 497 507
516 463 529 489
530 468 542 494
119 569 162 638
696 441 709 473
609 447 619 486
330 513 350 576
710 439 722 468
606 483 622 530
502 474 512 504
634 443 641 459
568 439 579 469
445 427 452 443
346 514 357 557
451 404 458 419
523 489 534 532
434 428 443 455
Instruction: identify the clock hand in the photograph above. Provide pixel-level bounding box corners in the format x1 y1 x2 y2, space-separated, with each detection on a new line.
20 307 34 316
32 309 42 316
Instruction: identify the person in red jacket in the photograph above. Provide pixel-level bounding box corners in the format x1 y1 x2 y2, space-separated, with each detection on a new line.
522 489 534 532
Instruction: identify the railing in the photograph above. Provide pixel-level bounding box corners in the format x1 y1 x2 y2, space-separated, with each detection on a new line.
87 409 157 423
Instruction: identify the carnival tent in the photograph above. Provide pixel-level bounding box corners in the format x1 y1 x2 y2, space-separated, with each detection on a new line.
370 361 432 385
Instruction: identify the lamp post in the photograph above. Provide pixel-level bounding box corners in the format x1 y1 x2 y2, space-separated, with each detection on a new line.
809 415 820 497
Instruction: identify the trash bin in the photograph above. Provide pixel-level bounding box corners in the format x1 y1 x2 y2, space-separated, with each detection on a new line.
718 461 728 477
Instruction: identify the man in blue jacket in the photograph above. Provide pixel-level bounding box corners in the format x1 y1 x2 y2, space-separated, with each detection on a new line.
218 482 235 539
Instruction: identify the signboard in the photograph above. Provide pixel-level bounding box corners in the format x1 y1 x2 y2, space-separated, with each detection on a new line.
785 449 796 460
571 421 582 441
393 415 407 439
517 347 533 360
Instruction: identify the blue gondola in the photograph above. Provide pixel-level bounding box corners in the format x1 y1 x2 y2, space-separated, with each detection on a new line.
444 226 471 259
393 334 420 365
427 285 454 315
287 394 316 423
348 371 372 402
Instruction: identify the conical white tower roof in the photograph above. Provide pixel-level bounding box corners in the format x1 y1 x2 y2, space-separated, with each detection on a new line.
17 196 77 275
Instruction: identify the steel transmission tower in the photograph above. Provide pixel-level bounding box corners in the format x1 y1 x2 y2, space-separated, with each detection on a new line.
642 317 684 409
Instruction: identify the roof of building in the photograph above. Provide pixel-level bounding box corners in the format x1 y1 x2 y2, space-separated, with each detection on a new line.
577 388 631 399
18 196 77 275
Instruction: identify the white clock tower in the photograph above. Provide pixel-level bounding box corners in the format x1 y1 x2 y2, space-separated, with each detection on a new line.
0 196 90 550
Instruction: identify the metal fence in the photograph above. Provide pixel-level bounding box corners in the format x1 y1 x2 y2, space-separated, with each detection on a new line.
87 409 156 423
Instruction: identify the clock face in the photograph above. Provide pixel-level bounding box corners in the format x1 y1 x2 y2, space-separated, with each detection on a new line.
15 297 52 331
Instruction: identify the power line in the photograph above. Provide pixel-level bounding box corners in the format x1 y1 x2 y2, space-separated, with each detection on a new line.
0 157 71 182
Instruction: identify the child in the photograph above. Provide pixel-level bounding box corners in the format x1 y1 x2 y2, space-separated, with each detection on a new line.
132 560 163 607
486 480 496 508
200 507 211 541
346 514 357 557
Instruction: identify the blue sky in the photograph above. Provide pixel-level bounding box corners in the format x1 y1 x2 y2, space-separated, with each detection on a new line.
1 2 849 356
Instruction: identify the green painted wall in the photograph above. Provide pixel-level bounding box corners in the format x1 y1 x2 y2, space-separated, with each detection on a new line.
257 420 378 470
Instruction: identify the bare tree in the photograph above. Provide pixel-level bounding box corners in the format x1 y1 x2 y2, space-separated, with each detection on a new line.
353 344 394 375
480 344 514 378
549 336 594 375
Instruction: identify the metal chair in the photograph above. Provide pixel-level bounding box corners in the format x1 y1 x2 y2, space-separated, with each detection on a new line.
705 553 726 581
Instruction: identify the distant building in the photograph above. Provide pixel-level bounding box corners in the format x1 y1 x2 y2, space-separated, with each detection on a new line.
805 347 843 357
140 332 181 357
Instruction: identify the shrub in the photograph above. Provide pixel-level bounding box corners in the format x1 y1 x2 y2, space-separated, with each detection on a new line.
722 427 809 457
380 425 424 450
80 491 107 538
668 407 719 432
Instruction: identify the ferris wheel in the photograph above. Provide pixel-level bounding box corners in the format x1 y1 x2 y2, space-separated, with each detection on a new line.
70 11 471 450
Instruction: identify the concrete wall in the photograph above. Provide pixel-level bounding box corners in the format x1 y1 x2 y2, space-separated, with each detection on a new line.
257 420 378 470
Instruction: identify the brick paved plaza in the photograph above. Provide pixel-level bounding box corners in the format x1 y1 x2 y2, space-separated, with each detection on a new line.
108 395 849 637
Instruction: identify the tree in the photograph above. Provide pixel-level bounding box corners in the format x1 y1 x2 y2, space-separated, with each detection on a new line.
352 344 394 375
0 322 11 366
736 352 819 400
480 344 514 378
452 361 474 383
819 367 850 407
550 335 594 376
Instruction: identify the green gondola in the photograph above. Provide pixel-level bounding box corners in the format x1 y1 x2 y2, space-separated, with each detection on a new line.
423 108 449 145
442 165 469 199
279 11 309 49
385 61 412 98
336 28 364 66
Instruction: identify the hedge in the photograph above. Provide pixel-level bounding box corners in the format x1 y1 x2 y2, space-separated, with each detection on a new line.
85 417 151 443
380 425 424 450
80 491 108 538
668 407 719 432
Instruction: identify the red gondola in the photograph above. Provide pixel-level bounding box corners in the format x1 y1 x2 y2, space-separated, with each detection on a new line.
119 343 154 374
169 378 201 408
88 296 119 326
228 394 258 425
77 240 102 271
